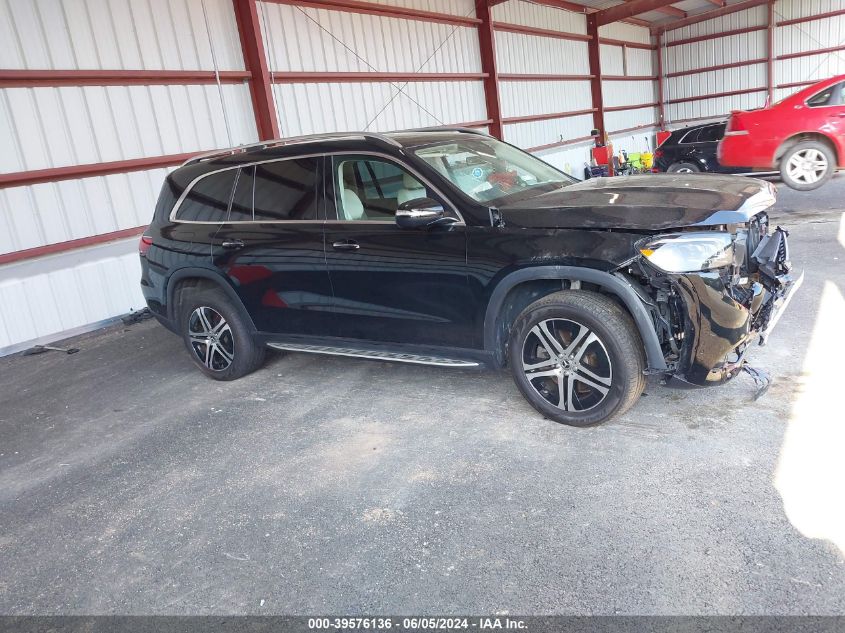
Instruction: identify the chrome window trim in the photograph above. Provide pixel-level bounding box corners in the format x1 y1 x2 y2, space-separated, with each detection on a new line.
169 150 465 226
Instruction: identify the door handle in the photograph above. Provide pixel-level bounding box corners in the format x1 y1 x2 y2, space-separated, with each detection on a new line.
221 239 245 250
332 240 360 251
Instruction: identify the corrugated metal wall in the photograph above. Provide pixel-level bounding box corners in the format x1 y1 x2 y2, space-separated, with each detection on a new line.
664 0 845 125
492 0 592 155
259 1 487 134
0 0 256 353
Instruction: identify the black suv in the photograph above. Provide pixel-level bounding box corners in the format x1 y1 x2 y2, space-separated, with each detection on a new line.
654 122 750 174
141 129 802 426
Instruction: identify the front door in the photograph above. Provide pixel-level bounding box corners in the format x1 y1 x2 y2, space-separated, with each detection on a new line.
322 154 474 349
211 156 334 336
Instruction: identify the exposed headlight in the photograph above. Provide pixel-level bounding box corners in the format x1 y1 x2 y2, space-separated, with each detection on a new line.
639 232 734 273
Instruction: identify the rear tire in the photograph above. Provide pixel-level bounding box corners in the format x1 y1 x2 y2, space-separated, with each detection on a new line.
179 286 265 380
779 140 835 191
508 291 646 427
667 162 701 174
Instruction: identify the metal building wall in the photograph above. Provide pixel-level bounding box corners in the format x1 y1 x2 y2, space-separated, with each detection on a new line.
492 1 659 173
661 0 845 127
0 0 256 353
258 1 488 135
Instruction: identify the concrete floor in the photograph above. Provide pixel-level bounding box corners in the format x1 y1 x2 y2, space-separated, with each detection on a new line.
1 176 844 615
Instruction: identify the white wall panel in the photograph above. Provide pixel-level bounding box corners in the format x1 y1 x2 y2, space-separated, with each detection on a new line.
374 0 477 15
491 1 587 34
0 168 168 255
0 239 145 353
627 49 655 77
667 64 767 101
0 0 244 70
603 81 655 108
599 22 651 45
775 0 845 21
605 107 658 135
503 113 594 152
259 3 481 73
537 143 594 178
600 44 624 76
495 32 590 75
0 84 256 173
667 91 766 123
664 32 767 74
274 81 486 135
499 81 592 118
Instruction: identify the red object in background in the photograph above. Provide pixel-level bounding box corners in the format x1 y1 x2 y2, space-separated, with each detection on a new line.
656 130 672 147
592 145 613 166
138 235 153 257
719 74 845 170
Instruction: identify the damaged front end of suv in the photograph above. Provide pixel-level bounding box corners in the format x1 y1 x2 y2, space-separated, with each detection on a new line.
622 182 804 387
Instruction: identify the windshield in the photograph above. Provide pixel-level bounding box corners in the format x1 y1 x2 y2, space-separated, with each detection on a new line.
411 137 576 204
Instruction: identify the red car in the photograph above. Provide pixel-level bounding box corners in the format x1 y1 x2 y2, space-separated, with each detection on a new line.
719 75 845 190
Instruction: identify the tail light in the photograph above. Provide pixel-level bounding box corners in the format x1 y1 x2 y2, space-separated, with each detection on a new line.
654 149 664 158
725 115 749 136
139 235 153 257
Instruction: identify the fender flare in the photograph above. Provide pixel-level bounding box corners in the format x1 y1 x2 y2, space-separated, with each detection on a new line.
483 266 668 372
165 267 258 332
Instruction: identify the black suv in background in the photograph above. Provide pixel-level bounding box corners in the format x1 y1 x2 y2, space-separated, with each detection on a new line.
141 129 801 426
654 122 751 174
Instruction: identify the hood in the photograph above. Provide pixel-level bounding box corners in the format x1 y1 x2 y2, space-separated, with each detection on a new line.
497 174 776 230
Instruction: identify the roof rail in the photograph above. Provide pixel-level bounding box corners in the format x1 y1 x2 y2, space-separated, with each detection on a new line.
181 131 403 167
395 126 491 136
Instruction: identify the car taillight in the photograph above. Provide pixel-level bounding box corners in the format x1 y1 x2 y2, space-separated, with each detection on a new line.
725 116 749 136
139 235 153 257
654 149 664 158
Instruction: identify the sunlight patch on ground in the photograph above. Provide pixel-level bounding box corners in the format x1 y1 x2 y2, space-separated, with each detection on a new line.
775 281 845 556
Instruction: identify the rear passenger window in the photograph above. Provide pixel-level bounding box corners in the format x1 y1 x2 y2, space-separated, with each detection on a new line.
253 158 319 221
697 124 725 143
228 166 255 222
176 170 237 222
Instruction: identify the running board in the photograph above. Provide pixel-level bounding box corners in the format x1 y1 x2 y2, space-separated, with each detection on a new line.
267 342 480 367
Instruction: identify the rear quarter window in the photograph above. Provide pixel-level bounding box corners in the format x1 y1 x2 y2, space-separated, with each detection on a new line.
175 170 238 222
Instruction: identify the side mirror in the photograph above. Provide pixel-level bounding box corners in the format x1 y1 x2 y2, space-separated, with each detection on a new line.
396 198 446 229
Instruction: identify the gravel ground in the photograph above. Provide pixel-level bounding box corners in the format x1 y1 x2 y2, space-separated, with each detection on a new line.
0 175 843 615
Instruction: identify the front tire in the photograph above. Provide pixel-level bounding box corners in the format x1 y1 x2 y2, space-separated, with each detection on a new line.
780 141 835 191
180 287 265 380
508 291 646 427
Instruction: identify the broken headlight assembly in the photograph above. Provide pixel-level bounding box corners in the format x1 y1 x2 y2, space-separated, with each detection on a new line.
638 232 734 273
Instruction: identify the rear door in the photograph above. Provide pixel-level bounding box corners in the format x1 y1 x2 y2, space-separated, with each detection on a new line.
210 156 334 336
322 154 474 349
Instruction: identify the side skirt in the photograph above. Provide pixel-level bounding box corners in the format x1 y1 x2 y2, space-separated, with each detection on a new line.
259 334 496 369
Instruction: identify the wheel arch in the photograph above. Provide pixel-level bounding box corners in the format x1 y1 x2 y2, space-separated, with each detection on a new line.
165 267 258 333
774 132 842 166
483 267 668 372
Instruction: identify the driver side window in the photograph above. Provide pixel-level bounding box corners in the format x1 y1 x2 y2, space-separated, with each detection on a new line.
334 157 433 222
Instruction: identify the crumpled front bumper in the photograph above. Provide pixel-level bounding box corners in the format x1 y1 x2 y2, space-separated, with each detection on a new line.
671 227 802 386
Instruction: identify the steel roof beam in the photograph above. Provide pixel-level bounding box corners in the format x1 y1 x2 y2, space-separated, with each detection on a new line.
595 0 683 25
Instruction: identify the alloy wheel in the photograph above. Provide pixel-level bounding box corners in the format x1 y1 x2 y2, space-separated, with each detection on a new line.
188 306 234 371
786 148 828 185
522 318 613 412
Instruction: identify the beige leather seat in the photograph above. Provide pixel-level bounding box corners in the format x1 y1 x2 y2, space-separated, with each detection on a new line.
341 188 366 220
397 172 426 206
